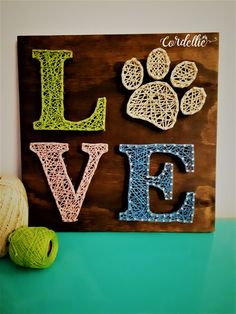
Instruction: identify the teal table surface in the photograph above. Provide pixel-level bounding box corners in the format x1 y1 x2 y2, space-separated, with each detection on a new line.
0 219 235 314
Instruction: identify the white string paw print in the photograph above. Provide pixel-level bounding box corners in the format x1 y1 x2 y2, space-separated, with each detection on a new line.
121 48 207 130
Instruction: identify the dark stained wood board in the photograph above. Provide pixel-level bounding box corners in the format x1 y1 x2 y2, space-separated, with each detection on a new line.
18 33 218 232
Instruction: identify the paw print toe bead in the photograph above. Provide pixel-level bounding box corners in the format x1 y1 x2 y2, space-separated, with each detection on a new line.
180 87 207 115
170 61 198 88
121 58 144 90
146 48 170 80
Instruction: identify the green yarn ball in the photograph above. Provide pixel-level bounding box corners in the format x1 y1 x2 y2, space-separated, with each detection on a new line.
8 226 58 269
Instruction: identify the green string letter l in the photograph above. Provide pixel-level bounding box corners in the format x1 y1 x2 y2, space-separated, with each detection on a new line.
32 49 106 131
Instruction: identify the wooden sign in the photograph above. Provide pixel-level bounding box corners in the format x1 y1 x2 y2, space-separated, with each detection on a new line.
18 33 218 232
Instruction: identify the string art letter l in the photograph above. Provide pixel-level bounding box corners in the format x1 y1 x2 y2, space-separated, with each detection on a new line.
32 50 106 131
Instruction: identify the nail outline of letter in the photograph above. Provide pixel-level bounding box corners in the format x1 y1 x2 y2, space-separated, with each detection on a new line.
119 144 195 223
32 49 106 131
30 142 108 222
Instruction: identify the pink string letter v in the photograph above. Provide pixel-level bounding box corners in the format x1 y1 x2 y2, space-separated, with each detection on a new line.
30 143 108 222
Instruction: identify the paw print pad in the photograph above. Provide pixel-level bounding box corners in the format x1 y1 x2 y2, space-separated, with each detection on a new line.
147 48 170 80
121 58 144 90
121 48 207 130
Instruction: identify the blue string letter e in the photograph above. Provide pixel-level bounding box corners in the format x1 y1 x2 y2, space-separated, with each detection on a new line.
119 144 195 223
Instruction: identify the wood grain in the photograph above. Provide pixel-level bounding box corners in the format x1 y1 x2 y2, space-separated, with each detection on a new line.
18 33 218 232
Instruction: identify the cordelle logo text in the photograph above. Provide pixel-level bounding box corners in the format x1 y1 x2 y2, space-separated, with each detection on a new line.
160 33 217 48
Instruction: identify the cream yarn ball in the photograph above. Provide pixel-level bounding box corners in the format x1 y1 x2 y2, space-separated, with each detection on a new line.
0 176 28 257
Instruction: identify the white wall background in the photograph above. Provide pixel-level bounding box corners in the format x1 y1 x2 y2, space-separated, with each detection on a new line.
0 0 235 217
